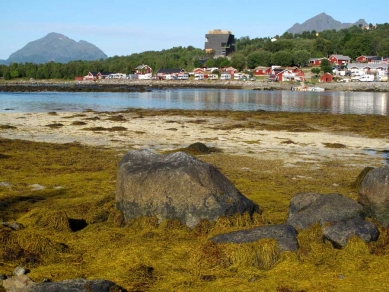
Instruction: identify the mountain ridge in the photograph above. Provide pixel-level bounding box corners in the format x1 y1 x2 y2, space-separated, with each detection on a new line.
286 13 368 34
3 32 107 65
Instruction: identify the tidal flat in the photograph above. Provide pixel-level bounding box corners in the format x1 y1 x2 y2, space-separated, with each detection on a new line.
1 109 389 291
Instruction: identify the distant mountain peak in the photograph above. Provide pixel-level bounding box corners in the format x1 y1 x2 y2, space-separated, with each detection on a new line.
286 13 368 34
5 32 107 64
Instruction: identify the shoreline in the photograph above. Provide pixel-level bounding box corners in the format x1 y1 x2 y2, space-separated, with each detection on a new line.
0 109 387 169
1 78 389 92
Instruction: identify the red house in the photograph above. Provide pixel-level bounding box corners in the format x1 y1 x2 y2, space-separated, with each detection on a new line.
253 66 271 76
319 73 333 83
221 66 238 75
356 55 378 63
309 58 327 66
84 72 98 80
135 64 152 75
328 54 350 65
356 55 389 63
193 68 205 74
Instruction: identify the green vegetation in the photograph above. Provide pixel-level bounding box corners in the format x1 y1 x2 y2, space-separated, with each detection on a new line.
2 23 389 81
1 110 389 291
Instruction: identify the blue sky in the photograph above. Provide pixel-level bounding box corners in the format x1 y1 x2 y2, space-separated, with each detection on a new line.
1 0 388 60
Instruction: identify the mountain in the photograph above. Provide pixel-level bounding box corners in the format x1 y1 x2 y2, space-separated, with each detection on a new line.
4 32 107 64
286 13 368 34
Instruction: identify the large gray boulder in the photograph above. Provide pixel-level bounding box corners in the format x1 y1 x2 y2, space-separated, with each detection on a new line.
209 224 299 252
116 150 260 228
323 218 379 248
358 165 389 227
287 192 365 230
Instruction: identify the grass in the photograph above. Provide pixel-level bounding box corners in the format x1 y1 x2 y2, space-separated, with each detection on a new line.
1 110 389 291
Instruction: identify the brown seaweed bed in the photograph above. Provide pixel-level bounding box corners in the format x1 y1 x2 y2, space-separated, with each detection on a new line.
1 109 389 291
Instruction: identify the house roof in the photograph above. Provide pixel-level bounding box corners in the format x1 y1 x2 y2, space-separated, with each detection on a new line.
309 57 327 61
135 64 151 69
254 66 270 70
348 63 388 69
98 72 112 76
358 55 378 59
330 54 351 61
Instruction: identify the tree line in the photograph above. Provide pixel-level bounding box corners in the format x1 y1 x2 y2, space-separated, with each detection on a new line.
1 23 389 80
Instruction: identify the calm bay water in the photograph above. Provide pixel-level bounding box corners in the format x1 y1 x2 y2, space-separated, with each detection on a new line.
1 88 389 115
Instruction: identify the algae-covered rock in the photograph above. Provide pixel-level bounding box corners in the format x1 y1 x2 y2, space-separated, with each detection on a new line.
209 224 299 252
116 150 260 228
358 165 389 227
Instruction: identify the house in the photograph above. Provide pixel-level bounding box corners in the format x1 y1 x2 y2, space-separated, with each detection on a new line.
328 54 351 65
83 71 98 80
356 55 378 63
348 62 388 75
97 72 112 79
280 68 306 82
135 64 153 75
156 68 185 78
253 66 271 76
193 68 205 74
319 73 333 83
74 76 84 81
221 66 238 75
309 58 327 66
356 55 389 64
205 29 235 57
267 68 286 82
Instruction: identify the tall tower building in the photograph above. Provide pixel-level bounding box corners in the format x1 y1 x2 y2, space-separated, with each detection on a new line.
204 29 235 57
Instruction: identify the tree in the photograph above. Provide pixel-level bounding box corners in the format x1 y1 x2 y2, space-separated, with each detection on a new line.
315 37 333 56
320 59 333 74
271 50 293 67
246 50 272 68
3 69 10 80
311 67 320 77
231 53 246 71
204 58 215 68
193 60 201 68
292 50 310 67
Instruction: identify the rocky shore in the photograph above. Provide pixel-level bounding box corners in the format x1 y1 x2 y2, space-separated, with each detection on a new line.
1 78 389 92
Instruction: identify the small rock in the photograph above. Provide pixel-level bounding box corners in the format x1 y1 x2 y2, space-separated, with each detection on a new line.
13 266 27 276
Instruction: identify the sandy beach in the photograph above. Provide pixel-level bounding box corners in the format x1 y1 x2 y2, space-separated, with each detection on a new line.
0 109 387 168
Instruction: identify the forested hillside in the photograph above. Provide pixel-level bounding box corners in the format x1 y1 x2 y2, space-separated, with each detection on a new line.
1 23 389 80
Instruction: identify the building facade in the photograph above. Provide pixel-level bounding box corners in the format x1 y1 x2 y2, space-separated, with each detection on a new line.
204 29 235 57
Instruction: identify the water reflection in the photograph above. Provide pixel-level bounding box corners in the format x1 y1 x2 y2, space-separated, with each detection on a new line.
0 89 388 115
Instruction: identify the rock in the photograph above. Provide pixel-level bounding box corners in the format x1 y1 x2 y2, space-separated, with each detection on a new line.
352 166 375 189
323 218 379 248
287 193 365 230
27 278 122 292
13 267 27 276
1 222 23 231
209 224 299 252
287 192 322 218
116 150 260 228
2 274 34 292
358 165 389 227
186 142 211 154
2 277 123 292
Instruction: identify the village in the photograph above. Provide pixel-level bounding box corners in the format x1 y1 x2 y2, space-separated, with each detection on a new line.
79 54 389 85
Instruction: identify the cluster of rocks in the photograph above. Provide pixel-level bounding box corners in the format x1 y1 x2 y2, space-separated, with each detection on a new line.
116 149 388 251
